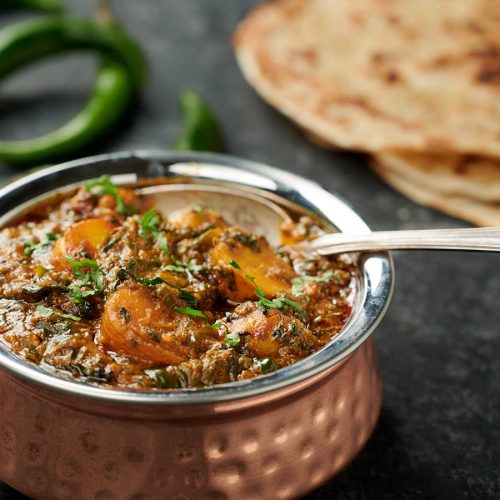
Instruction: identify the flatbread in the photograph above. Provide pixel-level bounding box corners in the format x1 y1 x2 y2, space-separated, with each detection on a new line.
371 159 500 226
375 152 500 202
234 0 500 156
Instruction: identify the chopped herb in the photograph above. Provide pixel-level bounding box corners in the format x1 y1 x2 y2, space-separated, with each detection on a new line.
69 288 96 305
256 358 278 373
35 305 81 322
130 339 138 348
164 262 206 274
102 238 119 252
119 307 131 323
138 276 165 287
280 297 306 315
139 210 171 256
229 260 241 270
194 204 205 221
23 232 57 256
235 233 258 250
225 331 240 348
178 289 199 309
211 320 230 334
272 323 285 340
85 175 134 215
291 271 335 296
254 288 305 317
66 258 104 293
145 328 161 343
174 306 207 320
245 274 257 286
156 234 171 256
139 209 161 239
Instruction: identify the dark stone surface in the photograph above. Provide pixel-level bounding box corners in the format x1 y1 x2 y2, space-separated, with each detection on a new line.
1 2 499 499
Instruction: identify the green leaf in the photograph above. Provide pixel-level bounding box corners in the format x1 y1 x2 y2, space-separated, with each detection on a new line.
85 175 132 215
174 306 207 320
138 276 165 287
291 271 336 296
139 210 171 256
35 305 81 322
256 358 278 374
193 203 205 221
225 331 240 348
65 258 104 293
229 260 241 270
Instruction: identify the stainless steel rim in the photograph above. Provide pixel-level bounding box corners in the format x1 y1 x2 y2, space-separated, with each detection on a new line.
0 150 394 405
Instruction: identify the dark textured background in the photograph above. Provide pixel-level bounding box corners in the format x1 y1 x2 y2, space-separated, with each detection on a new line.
1 1 499 499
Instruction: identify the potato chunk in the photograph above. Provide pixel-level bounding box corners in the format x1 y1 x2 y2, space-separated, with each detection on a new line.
227 307 282 357
210 235 295 302
52 218 116 269
169 207 228 230
99 284 190 365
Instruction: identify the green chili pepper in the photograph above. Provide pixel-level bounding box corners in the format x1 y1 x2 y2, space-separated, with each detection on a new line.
173 90 224 153
0 16 147 166
1 0 64 13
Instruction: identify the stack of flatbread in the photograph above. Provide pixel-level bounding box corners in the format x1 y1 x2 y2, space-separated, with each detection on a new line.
234 0 500 225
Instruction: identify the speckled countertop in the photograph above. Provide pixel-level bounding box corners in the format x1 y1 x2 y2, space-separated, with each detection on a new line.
0 2 499 499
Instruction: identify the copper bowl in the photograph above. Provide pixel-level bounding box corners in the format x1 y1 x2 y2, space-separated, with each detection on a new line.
0 151 393 499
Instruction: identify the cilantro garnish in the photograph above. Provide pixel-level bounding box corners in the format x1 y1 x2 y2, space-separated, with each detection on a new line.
291 271 336 296
138 277 166 287
256 358 278 373
225 331 240 347
164 262 206 274
85 175 133 215
246 274 305 316
139 210 171 256
193 204 205 221
174 306 207 320
23 232 57 256
229 260 241 270
65 258 104 294
35 305 81 322
138 277 199 309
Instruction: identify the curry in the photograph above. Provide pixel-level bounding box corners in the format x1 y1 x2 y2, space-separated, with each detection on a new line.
0 177 355 389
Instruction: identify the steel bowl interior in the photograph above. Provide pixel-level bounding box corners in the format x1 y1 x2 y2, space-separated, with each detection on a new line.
0 150 394 405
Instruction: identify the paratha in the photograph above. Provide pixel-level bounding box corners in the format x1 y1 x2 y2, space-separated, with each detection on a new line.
374 152 500 202
371 158 500 226
234 0 500 156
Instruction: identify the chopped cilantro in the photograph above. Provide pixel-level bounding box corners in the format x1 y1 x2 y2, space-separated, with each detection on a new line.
255 288 305 317
102 238 119 252
23 233 57 256
291 271 336 296
229 260 241 270
256 358 278 373
138 276 165 287
139 210 171 256
85 175 133 215
164 262 206 274
174 306 207 320
66 258 104 293
225 331 240 348
35 305 81 322
194 204 205 221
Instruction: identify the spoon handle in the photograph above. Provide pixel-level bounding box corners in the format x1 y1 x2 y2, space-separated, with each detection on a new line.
310 227 500 255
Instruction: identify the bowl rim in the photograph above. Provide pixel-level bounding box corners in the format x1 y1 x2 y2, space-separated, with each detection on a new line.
0 150 394 405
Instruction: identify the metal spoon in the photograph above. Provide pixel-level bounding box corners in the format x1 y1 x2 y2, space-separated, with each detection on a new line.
138 182 500 255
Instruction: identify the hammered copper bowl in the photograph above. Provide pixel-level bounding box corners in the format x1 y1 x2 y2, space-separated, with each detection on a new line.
0 151 393 500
